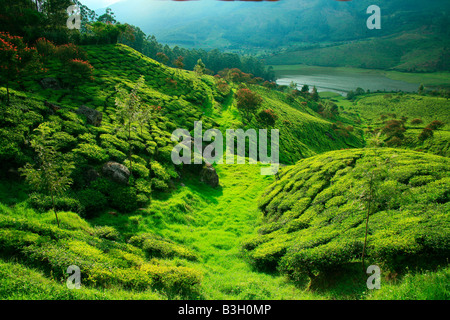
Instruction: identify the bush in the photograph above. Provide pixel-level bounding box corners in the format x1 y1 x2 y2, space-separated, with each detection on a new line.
410 118 423 125
151 178 169 191
90 226 121 241
110 186 138 212
77 189 107 217
279 240 363 279
29 193 83 214
139 263 202 298
73 144 109 164
56 43 88 65
129 233 198 261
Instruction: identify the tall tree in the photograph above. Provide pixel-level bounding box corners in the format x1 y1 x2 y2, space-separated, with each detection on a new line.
194 59 205 76
19 123 75 227
115 75 147 178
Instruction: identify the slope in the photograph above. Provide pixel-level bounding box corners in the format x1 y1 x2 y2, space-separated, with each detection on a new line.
243 148 449 297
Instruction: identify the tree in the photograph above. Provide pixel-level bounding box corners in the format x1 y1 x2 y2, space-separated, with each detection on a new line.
418 84 424 95
136 105 161 135
97 7 116 25
300 84 309 96
174 56 184 70
65 58 94 89
90 22 127 44
257 108 278 128
156 52 169 65
19 123 75 227
418 127 433 141
235 88 263 124
115 75 147 178
42 0 73 30
194 59 206 76
35 37 56 65
427 120 445 131
0 32 41 104
288 81 298 90
382 119 406 141
311 86 319 101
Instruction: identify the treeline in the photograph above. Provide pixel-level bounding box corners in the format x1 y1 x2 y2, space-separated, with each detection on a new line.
119 27 275 81
0 0 275 81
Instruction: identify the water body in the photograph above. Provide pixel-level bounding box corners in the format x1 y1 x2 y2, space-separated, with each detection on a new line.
275 66 421 96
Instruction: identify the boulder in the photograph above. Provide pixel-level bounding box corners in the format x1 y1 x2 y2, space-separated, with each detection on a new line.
199 162 219 187
39 77 61 90
102 161 130 185
76 105 102 127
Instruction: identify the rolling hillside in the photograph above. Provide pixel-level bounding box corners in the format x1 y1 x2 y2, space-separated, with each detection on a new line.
0 43 370 299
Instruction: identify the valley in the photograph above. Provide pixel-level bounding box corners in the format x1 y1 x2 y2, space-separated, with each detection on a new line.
0 0 449 302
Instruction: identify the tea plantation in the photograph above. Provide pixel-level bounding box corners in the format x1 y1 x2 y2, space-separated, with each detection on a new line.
0 43 448 300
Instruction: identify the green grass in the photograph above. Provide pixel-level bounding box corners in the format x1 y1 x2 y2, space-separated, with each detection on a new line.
91 162 320 299
367 266 450 300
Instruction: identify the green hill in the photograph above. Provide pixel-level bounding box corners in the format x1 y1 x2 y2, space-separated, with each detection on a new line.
0 43 369 299
266 30 450 72
243 148 449 295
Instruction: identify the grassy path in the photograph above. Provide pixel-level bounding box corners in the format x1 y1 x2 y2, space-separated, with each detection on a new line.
138 163 319 299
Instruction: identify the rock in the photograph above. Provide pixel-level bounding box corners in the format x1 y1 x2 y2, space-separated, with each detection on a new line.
102 161 130 185
39 77 61 90
76 105 102 127
199 162 219 187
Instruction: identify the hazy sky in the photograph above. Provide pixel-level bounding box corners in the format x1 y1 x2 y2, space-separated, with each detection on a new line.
79 0 123 10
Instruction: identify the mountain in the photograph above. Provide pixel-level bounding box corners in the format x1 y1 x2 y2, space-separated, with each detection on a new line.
100 0 450 51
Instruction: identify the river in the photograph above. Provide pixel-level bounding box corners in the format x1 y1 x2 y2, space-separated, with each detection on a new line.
275 66 421 96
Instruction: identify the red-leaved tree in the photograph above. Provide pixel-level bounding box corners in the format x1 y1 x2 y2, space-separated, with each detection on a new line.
65 58 94 89
258 108 278 128
0 32 41 104
235 88 263 124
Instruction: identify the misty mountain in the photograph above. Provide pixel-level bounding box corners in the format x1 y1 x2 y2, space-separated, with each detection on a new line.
97 0 450 50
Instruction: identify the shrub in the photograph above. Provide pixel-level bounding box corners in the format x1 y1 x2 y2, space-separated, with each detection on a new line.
77 189 107 217
279 240 363 280
29 193 83 214
427 120 445 131
150 161 170 180
35 38 56 63
129 233 197 261
73 143 109 164
110 186 138 212
56 43 88 65
418 127 433 141
151 178 169 191
139 263 202 298
90 226 120 241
